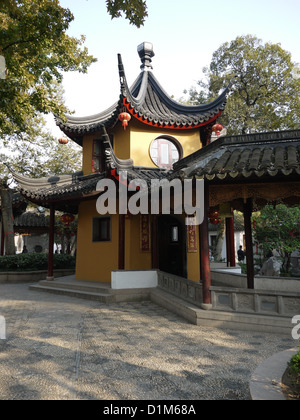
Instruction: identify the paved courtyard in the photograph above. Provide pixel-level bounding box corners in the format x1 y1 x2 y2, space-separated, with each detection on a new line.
0 282 295 400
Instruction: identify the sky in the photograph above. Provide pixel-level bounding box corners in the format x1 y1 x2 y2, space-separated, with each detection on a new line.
47 0 300 138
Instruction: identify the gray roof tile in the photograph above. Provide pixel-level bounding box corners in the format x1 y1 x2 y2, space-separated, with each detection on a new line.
174 130 300 181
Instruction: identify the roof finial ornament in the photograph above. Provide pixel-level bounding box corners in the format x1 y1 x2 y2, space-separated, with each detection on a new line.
137 42 155 70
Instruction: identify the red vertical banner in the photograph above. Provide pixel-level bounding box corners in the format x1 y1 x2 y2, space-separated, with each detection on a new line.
140 215 151 252
187 224 197 252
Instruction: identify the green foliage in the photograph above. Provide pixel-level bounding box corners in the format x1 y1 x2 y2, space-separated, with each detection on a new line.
106 0 148 28
185 35 300 134
0 115 82 187
254 204 300 274
0 0 97 137
55 214 78 254
0 252 75 271
289 351 300 376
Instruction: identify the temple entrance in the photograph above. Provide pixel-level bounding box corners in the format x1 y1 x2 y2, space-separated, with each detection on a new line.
157 215 187 277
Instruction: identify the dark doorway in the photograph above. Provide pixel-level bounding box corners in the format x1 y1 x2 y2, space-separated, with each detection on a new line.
157 215 187 277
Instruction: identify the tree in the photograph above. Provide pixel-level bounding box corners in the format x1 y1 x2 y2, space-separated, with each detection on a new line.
0 0 149 137
106 0 148 28
0 116 82 178
0 0 148 254
0 116 82 255
185 35 300 134
0 0 97 137
55 215 78 255
253 204 300 275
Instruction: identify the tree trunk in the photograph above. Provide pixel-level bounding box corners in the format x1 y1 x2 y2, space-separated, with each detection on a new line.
0 188 15 255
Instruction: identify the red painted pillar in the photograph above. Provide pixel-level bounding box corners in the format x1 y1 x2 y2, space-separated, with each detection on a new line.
226 216 236 267
243 198 255 289
199 181 212 309
47 205 55 281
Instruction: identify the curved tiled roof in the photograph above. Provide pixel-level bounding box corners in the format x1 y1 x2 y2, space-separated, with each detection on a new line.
57 43 230 143
11 165 170 213
10 130 300 212
13 171 102 203
120 69 229 129
174 129 300 181
14 212 49 228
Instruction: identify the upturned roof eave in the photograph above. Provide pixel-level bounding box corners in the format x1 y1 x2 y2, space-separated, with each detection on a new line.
55 97 123 141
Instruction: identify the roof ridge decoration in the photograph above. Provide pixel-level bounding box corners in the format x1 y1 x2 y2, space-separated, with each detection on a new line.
137 42 155 70
57 42 233 142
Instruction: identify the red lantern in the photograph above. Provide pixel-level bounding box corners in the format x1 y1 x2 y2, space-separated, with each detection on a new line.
212 124 223 136
208 209 219 220
58 137 69 145
60 214 75 226
210 218 221 225
118 112 131 130
208 208 221 225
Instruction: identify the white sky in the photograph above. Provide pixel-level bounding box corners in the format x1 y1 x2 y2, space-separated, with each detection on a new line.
47 0 300 138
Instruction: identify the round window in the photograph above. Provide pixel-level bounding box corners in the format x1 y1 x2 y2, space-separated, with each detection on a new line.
34 245 43 253
150 137 182 169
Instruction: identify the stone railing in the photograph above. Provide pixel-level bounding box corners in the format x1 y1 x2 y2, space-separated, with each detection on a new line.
211 269 300 293
210 286 300 317
157 271 203 307
157 271 300 317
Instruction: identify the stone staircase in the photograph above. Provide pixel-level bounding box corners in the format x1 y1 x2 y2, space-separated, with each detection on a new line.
29 276 153 303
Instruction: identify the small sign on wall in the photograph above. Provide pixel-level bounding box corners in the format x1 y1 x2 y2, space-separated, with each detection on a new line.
140 215 151 252
187 224 197 253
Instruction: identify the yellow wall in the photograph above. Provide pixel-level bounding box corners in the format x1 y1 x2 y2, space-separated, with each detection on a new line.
75 200 119 282
82 134 94 176
81 118 202 175
125 215 152 270
114 124 131 160
76 200 152 282
129 119 201 167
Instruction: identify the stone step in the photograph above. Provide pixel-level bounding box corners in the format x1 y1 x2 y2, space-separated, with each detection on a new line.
29 284 115 303
29 277 154 303
37 279 112 294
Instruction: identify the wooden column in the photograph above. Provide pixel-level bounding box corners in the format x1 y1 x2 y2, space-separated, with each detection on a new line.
151 215 158 269
199 181 212 309
47 204 55 281
225 216 236 267
118 214 125 270
243 198 254 289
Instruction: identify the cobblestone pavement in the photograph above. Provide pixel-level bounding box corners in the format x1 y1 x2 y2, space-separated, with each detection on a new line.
0 282 296 400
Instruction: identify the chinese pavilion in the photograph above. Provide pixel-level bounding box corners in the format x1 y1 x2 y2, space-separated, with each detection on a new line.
12 42 300 309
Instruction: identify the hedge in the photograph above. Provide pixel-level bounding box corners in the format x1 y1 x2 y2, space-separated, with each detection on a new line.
289 350 300 376
0 253 76 271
